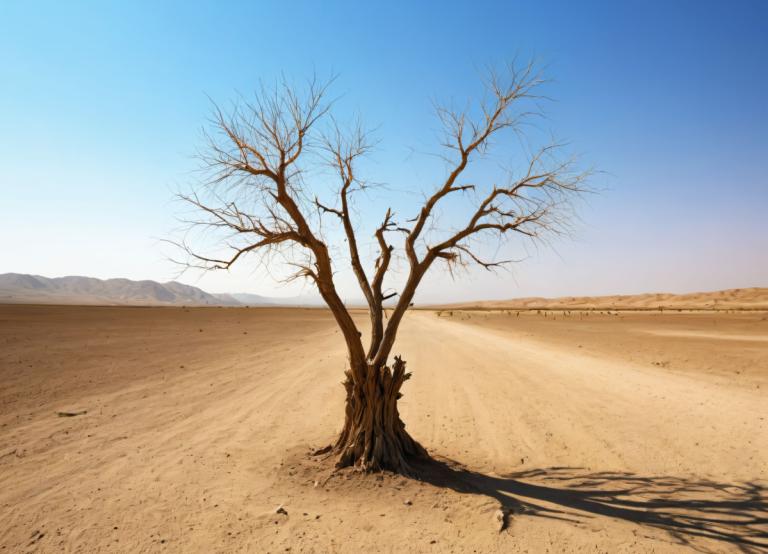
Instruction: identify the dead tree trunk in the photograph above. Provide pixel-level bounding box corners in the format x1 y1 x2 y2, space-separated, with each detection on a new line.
333 356 427 473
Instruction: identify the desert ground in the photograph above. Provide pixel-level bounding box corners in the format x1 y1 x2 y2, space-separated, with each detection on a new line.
1 304 766 553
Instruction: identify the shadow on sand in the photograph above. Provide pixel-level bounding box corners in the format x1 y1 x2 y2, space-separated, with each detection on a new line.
412 458 768 552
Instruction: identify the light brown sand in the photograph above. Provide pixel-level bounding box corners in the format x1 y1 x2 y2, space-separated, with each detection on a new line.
1 305 766 553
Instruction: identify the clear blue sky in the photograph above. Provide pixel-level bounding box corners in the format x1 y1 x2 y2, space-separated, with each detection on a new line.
1 0 766 301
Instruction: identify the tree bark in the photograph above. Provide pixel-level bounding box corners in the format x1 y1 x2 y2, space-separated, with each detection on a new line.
333 356 428 473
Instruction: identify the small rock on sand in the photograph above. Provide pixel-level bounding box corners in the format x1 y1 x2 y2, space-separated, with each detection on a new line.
494 509 506 532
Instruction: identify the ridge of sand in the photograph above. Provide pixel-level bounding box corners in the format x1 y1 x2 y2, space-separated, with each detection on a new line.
434 286 768 311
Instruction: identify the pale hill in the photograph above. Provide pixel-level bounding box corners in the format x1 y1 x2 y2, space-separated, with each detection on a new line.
436 287 768 311
229 292 325 307
0 273 327 307
0 273 240 306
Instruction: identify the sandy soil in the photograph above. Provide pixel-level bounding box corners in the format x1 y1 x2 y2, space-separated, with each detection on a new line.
1 305 766 553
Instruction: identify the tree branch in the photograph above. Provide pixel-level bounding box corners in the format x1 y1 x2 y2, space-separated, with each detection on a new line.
372 63 587 367
179 76 368 374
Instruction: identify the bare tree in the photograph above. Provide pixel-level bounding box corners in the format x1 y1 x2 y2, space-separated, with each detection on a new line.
176 62 590 474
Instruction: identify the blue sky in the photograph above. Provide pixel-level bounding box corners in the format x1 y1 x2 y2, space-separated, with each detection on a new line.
1 0 766 301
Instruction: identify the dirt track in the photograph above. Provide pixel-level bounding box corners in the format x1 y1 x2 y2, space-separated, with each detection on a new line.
1 305 766 552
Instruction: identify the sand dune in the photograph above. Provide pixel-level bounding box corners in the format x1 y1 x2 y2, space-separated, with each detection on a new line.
0 305 766 552
438 287 768 311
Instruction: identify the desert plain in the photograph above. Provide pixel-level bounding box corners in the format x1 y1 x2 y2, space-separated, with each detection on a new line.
0 303 766 553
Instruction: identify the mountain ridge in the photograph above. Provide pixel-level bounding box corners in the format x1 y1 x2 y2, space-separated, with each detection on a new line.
1 273 765 309
0 273 320 307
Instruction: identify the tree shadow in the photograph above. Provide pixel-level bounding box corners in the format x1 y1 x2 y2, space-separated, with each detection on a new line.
412 458 768 552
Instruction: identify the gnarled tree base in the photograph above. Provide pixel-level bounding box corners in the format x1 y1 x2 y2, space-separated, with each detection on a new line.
332 356 429 474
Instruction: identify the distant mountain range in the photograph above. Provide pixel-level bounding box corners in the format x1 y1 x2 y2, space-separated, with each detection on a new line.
2 273 765 310
0 273 323 307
